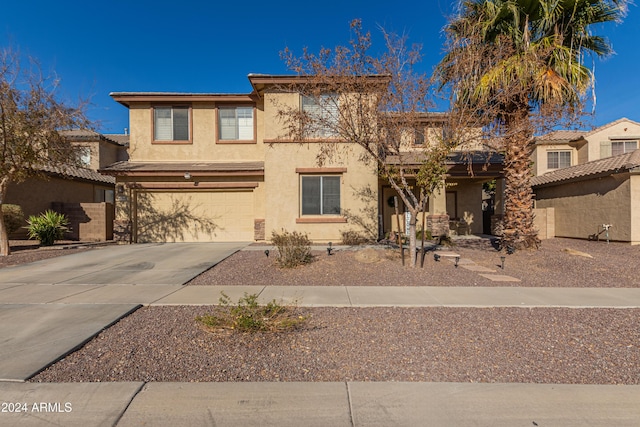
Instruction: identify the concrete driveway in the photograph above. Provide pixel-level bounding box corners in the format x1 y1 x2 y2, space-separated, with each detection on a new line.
0 242 247 381
0 242 248 286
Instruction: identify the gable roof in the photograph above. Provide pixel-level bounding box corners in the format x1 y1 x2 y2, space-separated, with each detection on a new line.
531 149 640 188
534 130 586 145
581 117 640 138
60 129 129 146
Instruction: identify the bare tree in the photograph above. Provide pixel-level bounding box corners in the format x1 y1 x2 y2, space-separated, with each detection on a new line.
0 48 90 255
275 20 456 267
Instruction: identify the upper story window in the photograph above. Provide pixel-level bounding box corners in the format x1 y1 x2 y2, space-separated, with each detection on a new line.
76 146 91 168
301 93 339 138
154 106 189 141
611 140 637 156
218 106 254 141
414 128 425 146
547 151 571 169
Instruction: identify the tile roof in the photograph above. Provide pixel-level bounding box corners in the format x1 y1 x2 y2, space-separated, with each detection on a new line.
387 151 503 165
101 161 265 174
531 150 640 187
42 164 116 185
59 129 129 146
534 130 586 144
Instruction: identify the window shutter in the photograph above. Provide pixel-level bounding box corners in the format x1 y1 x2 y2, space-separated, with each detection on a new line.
600 141 611 158
154 107 173 140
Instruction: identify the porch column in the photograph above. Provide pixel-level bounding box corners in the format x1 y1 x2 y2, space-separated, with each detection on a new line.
427 181 449 237
490 177 505 235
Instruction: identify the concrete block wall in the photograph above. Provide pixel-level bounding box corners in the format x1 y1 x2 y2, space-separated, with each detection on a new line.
52 202 114 241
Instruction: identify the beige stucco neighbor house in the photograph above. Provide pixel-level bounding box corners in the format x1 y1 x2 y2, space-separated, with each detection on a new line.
532 149 640 244
6 130 128 240
530 118 640 244
103 75 503 244
531 118 640 176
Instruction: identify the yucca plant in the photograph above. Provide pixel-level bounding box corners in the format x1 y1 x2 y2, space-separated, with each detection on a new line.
26 210 69 246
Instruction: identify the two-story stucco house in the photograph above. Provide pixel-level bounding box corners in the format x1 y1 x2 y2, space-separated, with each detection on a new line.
103 75 503 244
530 118 640 244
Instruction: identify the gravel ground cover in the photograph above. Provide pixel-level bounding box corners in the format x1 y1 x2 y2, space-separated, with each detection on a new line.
6 237 639 384
187 237 640 288
31 305 640 384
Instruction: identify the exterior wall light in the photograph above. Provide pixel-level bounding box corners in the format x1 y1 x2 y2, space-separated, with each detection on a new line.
184 172 191 180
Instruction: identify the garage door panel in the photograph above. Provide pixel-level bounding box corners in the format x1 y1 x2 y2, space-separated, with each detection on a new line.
136 191 254 243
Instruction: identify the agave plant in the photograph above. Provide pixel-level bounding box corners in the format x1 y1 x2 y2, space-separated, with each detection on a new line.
26 210 69 246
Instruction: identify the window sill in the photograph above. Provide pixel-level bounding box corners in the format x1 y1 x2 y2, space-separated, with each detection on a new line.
216 140 257 144
152 140 193 145
296 217 347 224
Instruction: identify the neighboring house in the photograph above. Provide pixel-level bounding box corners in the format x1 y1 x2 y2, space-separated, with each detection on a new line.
6 130 129 240
531 118 640 244
531 118 640 176
532 149 640 244
103 75 503 244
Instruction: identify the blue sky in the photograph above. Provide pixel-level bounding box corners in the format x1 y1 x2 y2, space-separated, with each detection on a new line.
1 0 638 134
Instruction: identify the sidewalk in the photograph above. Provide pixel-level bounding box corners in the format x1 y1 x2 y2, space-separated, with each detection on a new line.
2 381 639 426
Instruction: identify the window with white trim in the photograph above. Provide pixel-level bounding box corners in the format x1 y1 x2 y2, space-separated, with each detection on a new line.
301 93 339 138
547 151 571 169
301 175 341 215
154 106 189 141
218 106 254 140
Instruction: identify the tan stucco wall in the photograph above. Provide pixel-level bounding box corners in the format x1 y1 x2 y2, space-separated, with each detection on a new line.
127 102 266 162
532 144 578 176
263 142 377 242
445 180 484 234
534 174 633 242
585 120 640 162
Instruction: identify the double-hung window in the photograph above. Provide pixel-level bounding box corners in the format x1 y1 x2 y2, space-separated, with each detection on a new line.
218 106 254 141
547 151 571 169
301 93 339 138
154 106 189 141
301 176 341 215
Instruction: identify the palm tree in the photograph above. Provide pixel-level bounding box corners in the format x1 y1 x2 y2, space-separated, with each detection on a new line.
439 0 628 250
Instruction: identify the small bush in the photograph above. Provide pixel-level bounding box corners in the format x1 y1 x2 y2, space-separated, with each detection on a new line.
271 229 312 268
2 204 24 234
416 228 432 241
196 292 307 333
25 210 69 246
340 230 368 246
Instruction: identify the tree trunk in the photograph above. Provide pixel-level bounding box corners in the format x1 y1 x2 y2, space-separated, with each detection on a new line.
502 112 540 251
0 180 10 256
408 211 417 268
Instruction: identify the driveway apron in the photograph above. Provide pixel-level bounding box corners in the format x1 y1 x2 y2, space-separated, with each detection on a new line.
0 243 247 382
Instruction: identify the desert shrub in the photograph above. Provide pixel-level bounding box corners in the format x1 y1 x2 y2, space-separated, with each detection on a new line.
2 204 24 234
416 228 432 241
196 292 307 333
25 210 69 246
341 230 367 246
271 229 312 268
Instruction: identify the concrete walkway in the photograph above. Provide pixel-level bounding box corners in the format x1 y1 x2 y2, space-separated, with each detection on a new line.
1 243 639 426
